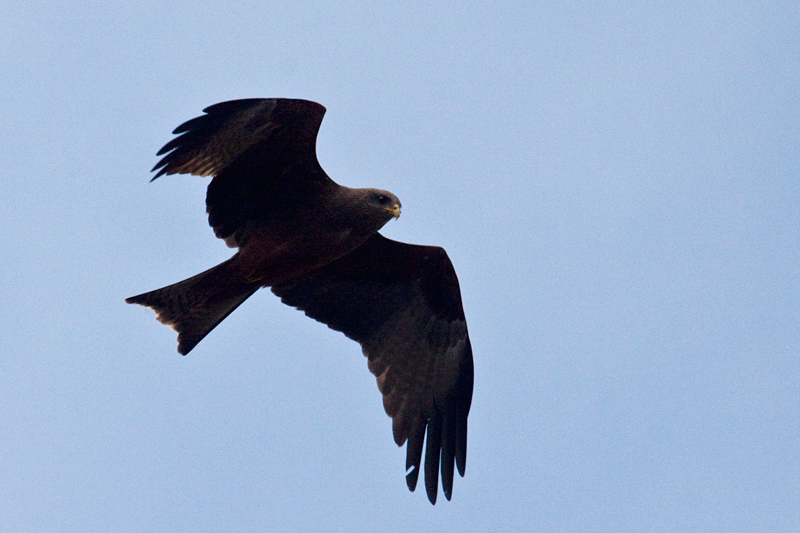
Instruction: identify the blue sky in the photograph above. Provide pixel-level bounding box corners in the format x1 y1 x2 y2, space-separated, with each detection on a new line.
2 1 799 531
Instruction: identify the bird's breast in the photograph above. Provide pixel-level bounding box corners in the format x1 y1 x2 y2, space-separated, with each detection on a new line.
233 227 370 287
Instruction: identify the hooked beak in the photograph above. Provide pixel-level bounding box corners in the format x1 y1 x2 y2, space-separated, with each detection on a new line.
383 203 401 219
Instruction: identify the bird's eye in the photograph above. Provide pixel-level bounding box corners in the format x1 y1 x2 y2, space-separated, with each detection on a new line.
377 194 390 205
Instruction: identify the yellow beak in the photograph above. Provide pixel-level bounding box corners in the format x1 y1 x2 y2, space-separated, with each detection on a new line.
384 203 401 219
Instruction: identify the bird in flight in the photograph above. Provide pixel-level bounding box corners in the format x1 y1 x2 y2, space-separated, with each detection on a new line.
126 99 474 504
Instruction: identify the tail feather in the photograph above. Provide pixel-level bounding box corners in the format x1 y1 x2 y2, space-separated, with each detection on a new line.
126 259 259 354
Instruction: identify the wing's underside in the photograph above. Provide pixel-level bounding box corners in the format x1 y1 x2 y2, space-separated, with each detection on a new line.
272 234 474 503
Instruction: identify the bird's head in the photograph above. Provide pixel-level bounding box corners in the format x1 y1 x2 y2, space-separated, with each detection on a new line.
346 188 402 234
373 190 402 220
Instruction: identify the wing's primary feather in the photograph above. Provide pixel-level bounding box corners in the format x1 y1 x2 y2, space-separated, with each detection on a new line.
271 234 474 504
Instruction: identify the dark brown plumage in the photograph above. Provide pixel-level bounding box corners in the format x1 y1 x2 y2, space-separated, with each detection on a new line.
126 99 474 504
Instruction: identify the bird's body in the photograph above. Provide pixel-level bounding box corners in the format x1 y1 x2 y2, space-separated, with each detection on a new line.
226 184 401 285
126 99 473 504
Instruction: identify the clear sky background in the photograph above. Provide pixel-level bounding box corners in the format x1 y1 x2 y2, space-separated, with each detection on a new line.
2 1 798 531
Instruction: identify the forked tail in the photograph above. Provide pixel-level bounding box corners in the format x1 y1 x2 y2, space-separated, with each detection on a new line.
126 258 259 354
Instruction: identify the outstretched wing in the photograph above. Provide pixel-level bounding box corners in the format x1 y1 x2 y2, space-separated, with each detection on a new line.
151 98 335 247
271 234 474 504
